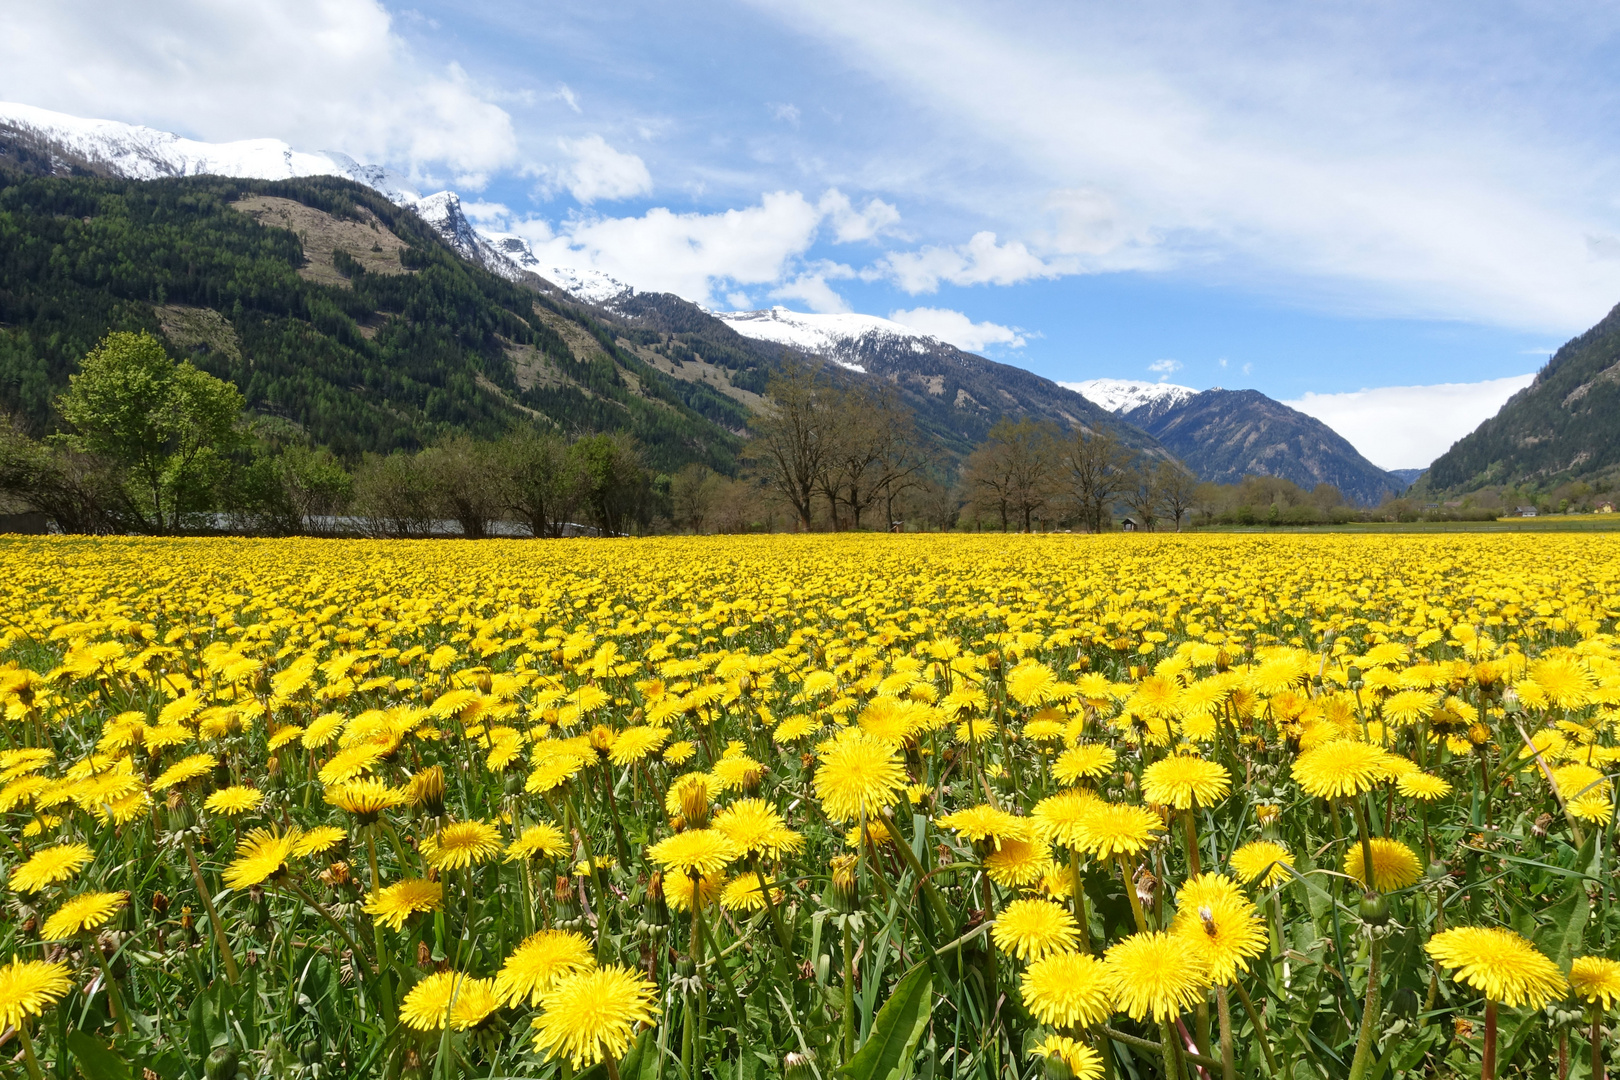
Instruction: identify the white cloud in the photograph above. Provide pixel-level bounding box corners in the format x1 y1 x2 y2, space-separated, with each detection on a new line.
876 231 1063 293
1285 374 1537 471
1148 359 1183 377
756 1 1620 333
771 268 855 313
770 102 802 126
554 84 582 114
505 190 825 305
0 0 518 185
818 189 901 243
888 307 1026 352
554 135 652 203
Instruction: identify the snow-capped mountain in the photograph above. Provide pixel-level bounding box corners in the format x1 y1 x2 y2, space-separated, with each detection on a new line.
718 308 959 373
0 101 629 303
1063 378 1199 422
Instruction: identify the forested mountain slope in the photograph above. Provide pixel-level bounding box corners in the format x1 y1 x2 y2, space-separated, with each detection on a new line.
1422 301 1620 493
0 173 745 470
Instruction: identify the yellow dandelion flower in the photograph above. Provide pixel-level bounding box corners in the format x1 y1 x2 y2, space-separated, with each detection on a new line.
530 965 659 1069
936 804 1029 845
663 871 721 911
1021 950 1113 1028
1072 802 1164 859
525 754 586 794
9 842 93 892
720 874 781 912
985 836 1050 888
421 820 503 870
813 731 908 823
1342 837 1422 892
292 826 348 858
1426 926 1567 1008
203 785 262 816
1104 931 1209 1022
992 898 1080 960
1292 741 1395 799
1172 875 1268 985
713 799 803 859
1031 789 1103 851
1141 755 1230 810
325 778 406 820
363 879 443 930
1396 772 1452 801
0 957 73 1028
150 753 217 791
41 891 126 940
223 828 301 889
1053 744 1116 785
1570 957 1620 1010
608 726 668 766
495 929 596 1006
663 741 697 766
648 828 738 877
1031 1035 1104 1080
1229 840 1294 889
505 822 568 862
400 970 500 1031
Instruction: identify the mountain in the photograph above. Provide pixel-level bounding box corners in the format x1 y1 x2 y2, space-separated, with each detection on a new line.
1388 468 1427 486
1420 301 1620 493
0 171 755 469
0 102 631 306
1084 387 1406 505
1064 378 1197 424
718 308 1169 457
0 101 1171 468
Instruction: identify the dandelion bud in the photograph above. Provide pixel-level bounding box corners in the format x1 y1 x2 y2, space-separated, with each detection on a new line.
784 1050 818 1080
1501 688 1520 714
151 891 169 916
588 725 616 756
679 785 711 829
407 766 446 815
1256 803 1280 826
829 854 859 912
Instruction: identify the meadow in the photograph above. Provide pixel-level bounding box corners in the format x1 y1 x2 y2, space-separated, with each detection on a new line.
2 532 1619 1080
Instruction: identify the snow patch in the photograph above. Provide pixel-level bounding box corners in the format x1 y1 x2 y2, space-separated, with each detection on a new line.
1061 378 1198 414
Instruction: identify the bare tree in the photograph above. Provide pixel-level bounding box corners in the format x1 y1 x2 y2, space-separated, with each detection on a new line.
962 418 1060 532
671 462 722 533
419 435 503 538
817 383 924 530
1059 426 1133 533
1122 465 1162 531
1155 459 1199 532
748 364 835 531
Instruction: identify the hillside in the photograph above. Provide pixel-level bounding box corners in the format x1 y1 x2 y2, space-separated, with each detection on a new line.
1119 389 1407 504
0 173 746 470
1421 301 1620 492
717 307 1169 459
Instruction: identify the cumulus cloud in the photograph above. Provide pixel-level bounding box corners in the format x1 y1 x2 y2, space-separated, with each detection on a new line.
1284 374 1537 471
1148 359 1183 377
0 0 518 185
888 307 1025 352
771 267 856 313
876 231 1063 294
818 189 901 243
553 134 652 203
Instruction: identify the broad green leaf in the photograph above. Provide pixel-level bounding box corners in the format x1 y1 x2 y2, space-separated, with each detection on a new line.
1535 882 1589 967
841 962 932 1080
67 1030 133 1080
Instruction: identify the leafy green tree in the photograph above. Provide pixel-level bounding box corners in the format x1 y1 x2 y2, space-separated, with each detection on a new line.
496 427 578 538
56 331 243 532
569 432 644 536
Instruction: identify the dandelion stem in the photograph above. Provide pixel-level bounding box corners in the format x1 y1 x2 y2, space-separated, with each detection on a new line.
1482 998 1499 1080
1592 1004 1605 1080
17 1022 44 1080
1070 847 1091 953
1216 986 1235 1080
1182 810 1202 877
1231 979 1279 1077
1345 934 1382 1080
184 833 239 985
1118 853 1148 933
843 917 855 1063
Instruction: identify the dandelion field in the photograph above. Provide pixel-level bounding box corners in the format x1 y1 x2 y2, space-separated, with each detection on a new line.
3 533 1620 1080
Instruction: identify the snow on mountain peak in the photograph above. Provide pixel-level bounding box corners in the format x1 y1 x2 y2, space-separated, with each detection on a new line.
718 307 960 373
1061 378 1198 415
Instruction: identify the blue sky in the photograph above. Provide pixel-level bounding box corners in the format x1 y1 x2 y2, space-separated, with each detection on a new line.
5 0 1620 466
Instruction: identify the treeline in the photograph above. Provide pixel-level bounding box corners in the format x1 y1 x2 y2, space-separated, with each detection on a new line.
0 332 663 537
